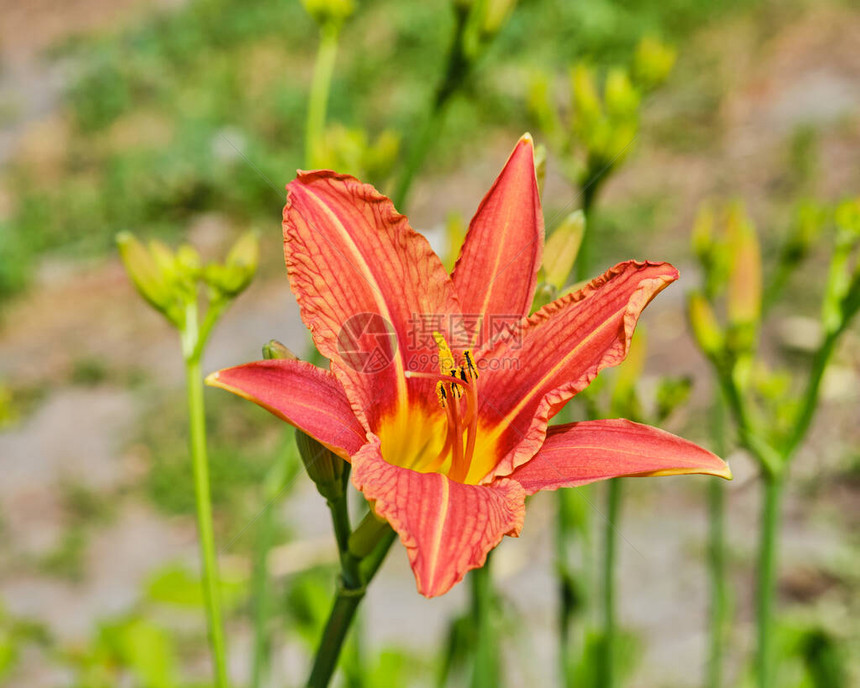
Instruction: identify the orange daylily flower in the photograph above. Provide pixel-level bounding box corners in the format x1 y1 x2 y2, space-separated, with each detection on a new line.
207 135 731 597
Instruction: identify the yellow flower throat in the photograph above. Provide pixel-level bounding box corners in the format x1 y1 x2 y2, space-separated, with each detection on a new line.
380 332 482 483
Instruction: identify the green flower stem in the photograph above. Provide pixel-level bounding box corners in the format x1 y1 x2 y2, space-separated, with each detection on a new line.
392 6 471 211
185 351 230 688
308 585 366 688
307 527 396 688
325 488 361 590
781 329 839 459
306 23 341 168
597 478 622 688
706 396 729 688
469 557 499 688
755 473 783 688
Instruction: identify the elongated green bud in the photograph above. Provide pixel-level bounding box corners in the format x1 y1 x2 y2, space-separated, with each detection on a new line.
207 231 259 298
726 203 762 330
295 431 346 502
570 64 602 126
604 68 640 120
687 292 724 357
534 143 547 197
542 211 585 290
116 232 185 328
348 509 390 559
480 0 517 38
116 232 171 311
633 37 676 92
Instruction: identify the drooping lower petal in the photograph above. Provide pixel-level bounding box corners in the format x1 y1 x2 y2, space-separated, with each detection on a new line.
452 134 543 348
472 261 679 483
509 419 732 495
351 437 526 597
283 171 459 432
205 359 367 459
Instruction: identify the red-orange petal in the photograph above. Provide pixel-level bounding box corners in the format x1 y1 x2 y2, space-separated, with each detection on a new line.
351 437 526 597
509 419 732 494
205 359 367 459
452 134 543 349
283 171 459 432
473 261 678 483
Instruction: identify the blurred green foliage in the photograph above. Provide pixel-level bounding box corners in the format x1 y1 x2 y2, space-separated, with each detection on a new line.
0 0 759 301
137 389 294 535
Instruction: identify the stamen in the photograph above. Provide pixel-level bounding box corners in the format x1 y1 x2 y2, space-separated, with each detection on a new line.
433 331 456 375
405 350 480 484
463 350 479 379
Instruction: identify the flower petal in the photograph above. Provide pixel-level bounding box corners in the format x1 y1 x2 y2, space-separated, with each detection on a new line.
452 134 543 348
509 419 732 494
472 261 678 483
205 359 366 459
351 437 526 597
283 171 459 431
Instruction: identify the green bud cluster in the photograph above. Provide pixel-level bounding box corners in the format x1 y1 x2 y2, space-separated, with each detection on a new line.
315 126 400 186
527 37 675 189
687 197 860 467
117 231 259 358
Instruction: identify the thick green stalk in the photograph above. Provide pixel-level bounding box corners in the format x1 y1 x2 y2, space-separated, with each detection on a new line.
470 558 499 688
306 531 396 688
186 354 230 688
307 586 366 688
306 24 340 168
392 7 470 211
597 478 622 688
326 492 361 589
755 474 783 688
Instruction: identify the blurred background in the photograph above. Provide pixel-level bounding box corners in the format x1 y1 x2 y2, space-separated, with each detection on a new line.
0 0 859 686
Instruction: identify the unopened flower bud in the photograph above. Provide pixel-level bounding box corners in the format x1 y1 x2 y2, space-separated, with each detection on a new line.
570 64 602 127
533 143 547 197
687 292 724 357
347 509 389 559
262 339 298 361
221 231 259 297
295 430 346 502
480 0 517 38
785 200 825 263
604 68 640 120
725 203 762 331
116 232 172 312
633 37 676 92
542 211 585 290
